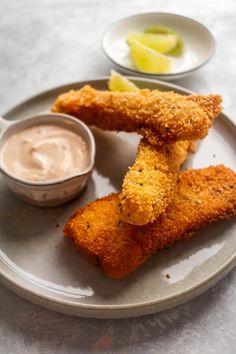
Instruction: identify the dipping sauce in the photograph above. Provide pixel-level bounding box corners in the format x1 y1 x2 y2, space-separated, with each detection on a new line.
0 124 89 182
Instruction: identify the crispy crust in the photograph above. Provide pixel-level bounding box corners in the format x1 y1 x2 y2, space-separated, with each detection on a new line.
120 139 195 225
52 86 222 145
64 166 236 278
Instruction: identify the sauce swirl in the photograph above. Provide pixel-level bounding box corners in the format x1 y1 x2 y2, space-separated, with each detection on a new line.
0 124 89 182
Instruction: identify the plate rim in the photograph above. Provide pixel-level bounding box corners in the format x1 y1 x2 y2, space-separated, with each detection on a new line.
0 76 235 318
101 12 216 78
1 242 236 316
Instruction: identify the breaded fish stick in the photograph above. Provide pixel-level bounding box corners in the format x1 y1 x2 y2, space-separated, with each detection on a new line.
64 166 236 278
120 139 195 225
52 86 222 145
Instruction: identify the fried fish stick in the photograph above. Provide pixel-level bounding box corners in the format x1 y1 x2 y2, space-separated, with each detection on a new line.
64 166 236 278
52 86 222 145
120 139 195 225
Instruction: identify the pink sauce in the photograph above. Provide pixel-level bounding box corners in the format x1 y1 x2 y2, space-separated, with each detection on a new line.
0 124 89 182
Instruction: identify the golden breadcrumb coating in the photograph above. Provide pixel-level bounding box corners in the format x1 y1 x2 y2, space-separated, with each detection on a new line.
120 139 195 225
64 166 236 278
52 86 222 145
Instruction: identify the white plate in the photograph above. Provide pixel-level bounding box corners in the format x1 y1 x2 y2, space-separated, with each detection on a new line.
0 77 235 319
102 13 215 80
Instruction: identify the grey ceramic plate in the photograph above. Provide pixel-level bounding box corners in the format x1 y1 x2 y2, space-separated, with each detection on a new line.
0 78 235 319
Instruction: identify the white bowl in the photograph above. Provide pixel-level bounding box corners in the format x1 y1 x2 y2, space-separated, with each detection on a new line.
0 114 96 207
102 12 215 80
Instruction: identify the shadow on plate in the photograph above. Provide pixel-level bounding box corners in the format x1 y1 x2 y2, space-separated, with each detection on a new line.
92 128 138 190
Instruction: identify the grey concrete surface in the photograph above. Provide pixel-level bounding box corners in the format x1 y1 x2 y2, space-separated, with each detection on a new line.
0 0 236 353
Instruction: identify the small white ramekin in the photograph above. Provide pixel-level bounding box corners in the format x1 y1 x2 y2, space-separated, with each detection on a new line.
0 113 96 207
102 12 215 80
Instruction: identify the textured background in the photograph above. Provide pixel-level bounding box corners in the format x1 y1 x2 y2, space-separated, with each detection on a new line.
0 0 236 353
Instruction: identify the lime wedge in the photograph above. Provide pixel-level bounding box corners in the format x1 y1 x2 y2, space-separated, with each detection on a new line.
144 25 184 57
108 70 139 92
168 37 184 56
127 32 178 54
129 40 171 74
